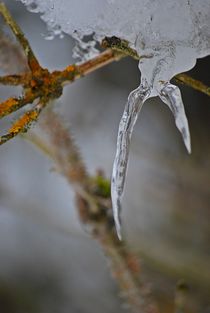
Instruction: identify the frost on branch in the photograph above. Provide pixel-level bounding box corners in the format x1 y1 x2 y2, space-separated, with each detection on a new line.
19 0 210 237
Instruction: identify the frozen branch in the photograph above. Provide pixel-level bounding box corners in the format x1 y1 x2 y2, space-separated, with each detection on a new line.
103 36 210 98
0 3 208 145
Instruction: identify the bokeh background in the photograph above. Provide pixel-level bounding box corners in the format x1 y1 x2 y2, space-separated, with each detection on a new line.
0 0 210 312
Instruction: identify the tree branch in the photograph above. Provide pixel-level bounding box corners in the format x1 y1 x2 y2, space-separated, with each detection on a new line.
175 74 210 97
25 109 158 313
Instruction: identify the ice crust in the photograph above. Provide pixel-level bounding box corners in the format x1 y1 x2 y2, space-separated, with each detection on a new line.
19 0 210 238
19 0 210 79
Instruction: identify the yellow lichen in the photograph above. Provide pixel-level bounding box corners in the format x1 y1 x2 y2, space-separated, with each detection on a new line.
9 110 38 134
65 65 76 73
0 98 18 116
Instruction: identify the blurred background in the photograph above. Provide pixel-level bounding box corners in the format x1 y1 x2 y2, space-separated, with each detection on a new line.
0 0 209 312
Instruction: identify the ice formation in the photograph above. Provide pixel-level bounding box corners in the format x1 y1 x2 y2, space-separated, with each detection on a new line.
18 0 210 238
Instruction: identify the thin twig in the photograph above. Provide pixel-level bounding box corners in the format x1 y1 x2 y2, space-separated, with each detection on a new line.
0 31 28 73
0 2 40 71
25 109 158 313
175 73 210 97
58 49 123 85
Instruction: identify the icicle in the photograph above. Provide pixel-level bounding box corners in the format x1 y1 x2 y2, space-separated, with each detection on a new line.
111 78 191 238
159 82 191 153
111 81 151 239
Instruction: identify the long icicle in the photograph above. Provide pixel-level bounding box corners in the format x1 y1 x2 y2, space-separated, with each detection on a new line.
111 81 151 239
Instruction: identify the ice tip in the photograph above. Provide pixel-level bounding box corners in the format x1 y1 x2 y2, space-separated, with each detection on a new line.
186 140 192 154
115 225 122 240
181 126 191 154
111 195 122 240
114 206 122 240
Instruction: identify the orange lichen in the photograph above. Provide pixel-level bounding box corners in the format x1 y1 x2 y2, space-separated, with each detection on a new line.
0 98 18 116
65 65 76 73
28 57 41 73
0 4 124 145
30 79 37 88
9 110 38 134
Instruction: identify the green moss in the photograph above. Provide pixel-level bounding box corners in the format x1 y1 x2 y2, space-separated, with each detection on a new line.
92 175 111 198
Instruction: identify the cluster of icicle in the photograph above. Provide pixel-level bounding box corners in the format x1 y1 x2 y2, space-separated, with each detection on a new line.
19 0 210 238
